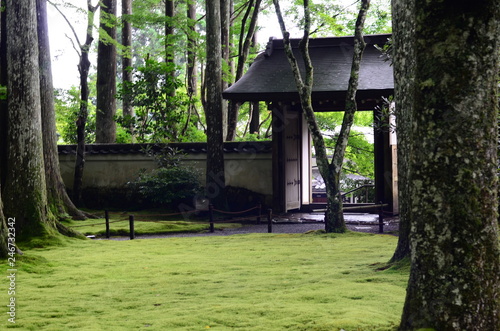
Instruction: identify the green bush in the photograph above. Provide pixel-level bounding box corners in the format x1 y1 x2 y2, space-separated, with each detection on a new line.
131 167 202 207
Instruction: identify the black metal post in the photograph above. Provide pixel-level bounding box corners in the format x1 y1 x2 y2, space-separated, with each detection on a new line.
105 210 110 239
129 215 135 239
267 209 272 233
209 204 214 233
378 203 384 233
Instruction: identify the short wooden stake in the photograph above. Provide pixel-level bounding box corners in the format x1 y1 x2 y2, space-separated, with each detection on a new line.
267 209 273 233
129 215 135 239
105 210 110 239
209 204 215 233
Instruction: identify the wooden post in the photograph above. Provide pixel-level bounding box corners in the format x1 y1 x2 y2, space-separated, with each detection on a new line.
105 210 110 239
257 204 261 223
378 203 384 234
129 215 135 239
209 204 214 233
267 209 272 233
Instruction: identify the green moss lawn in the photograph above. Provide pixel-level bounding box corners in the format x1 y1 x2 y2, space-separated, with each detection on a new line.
2 231 408 330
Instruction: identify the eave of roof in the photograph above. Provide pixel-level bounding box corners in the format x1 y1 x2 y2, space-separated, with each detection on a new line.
222 34 393 105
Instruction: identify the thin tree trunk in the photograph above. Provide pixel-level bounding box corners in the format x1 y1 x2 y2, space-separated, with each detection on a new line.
184 1 197 135
73 1 99 206
220 0 231 140
249 101 260 135
389 0 413 263
273 0 370 233
95 0 117 143
37 0 88 220
226 0 262 141
326 0 370 233
4 0 54 239
121 0 133 123
165 0 176 105
399 1 500 329
205 0 226 209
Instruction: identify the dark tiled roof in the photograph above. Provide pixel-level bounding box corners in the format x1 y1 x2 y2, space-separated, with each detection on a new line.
222 34 393 108
58 142 272 155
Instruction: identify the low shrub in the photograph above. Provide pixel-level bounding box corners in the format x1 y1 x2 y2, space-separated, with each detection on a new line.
130 166 202 207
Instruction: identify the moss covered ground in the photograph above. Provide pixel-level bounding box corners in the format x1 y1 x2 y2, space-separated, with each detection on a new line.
2 231 408 330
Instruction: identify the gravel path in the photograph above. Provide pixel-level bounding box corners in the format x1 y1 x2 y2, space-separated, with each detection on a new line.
98 216 399 241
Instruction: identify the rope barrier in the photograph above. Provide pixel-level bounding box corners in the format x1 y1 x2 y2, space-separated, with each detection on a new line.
211 205 260 215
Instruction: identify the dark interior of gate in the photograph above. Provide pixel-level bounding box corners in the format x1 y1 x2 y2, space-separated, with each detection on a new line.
223 33 396 215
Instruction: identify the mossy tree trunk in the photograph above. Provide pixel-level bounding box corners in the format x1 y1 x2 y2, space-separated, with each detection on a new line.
37 0 88 221
389 0 414 263
205 0 226 209
399 1 500 329
3 0 56 240
273 0 370 233
95 0 117 143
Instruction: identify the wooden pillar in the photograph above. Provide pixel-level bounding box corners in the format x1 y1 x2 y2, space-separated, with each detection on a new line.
373 109 394 214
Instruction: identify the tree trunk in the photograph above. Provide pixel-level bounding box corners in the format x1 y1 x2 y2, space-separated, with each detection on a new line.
3 0 54 239
184 1 199 135
121 0 133 121
0 5 8 188
95 0 117 143
249 101 260 135
205 0 226 209
325 0 369 233
226 0 262 141
399 1 500 329
0 7 7 258
36 0 87 220
273 0 369 233
389 0 414 263
220 0 231 140
73 2 99 206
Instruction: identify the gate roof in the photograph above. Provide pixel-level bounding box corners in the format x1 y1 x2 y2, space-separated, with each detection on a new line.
222 34 393 111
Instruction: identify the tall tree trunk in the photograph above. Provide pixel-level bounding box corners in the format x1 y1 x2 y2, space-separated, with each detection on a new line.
399 1 500 329
121 0 134 123
226 0 262 141
273 0 369 233
249 101 260 135
95 0 117 143
0 2 7 188
73 1 99 206
3 0 54 239
220 0 231 140
0 4 8 258
389 0 413 263
184 1 199 135
164 0 177 106
325 0 369 233
205 0 226 209
36 0 87 220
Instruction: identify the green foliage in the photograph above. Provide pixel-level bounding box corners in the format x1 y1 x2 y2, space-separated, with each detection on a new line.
54 87 96 144
316 111 375 179
130 167 202 206
0 85 6 100
8 232 406 330
128 146 202 207
116 59 192 143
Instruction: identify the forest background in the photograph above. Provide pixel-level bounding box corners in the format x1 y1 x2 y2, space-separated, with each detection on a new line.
47 0 392 182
